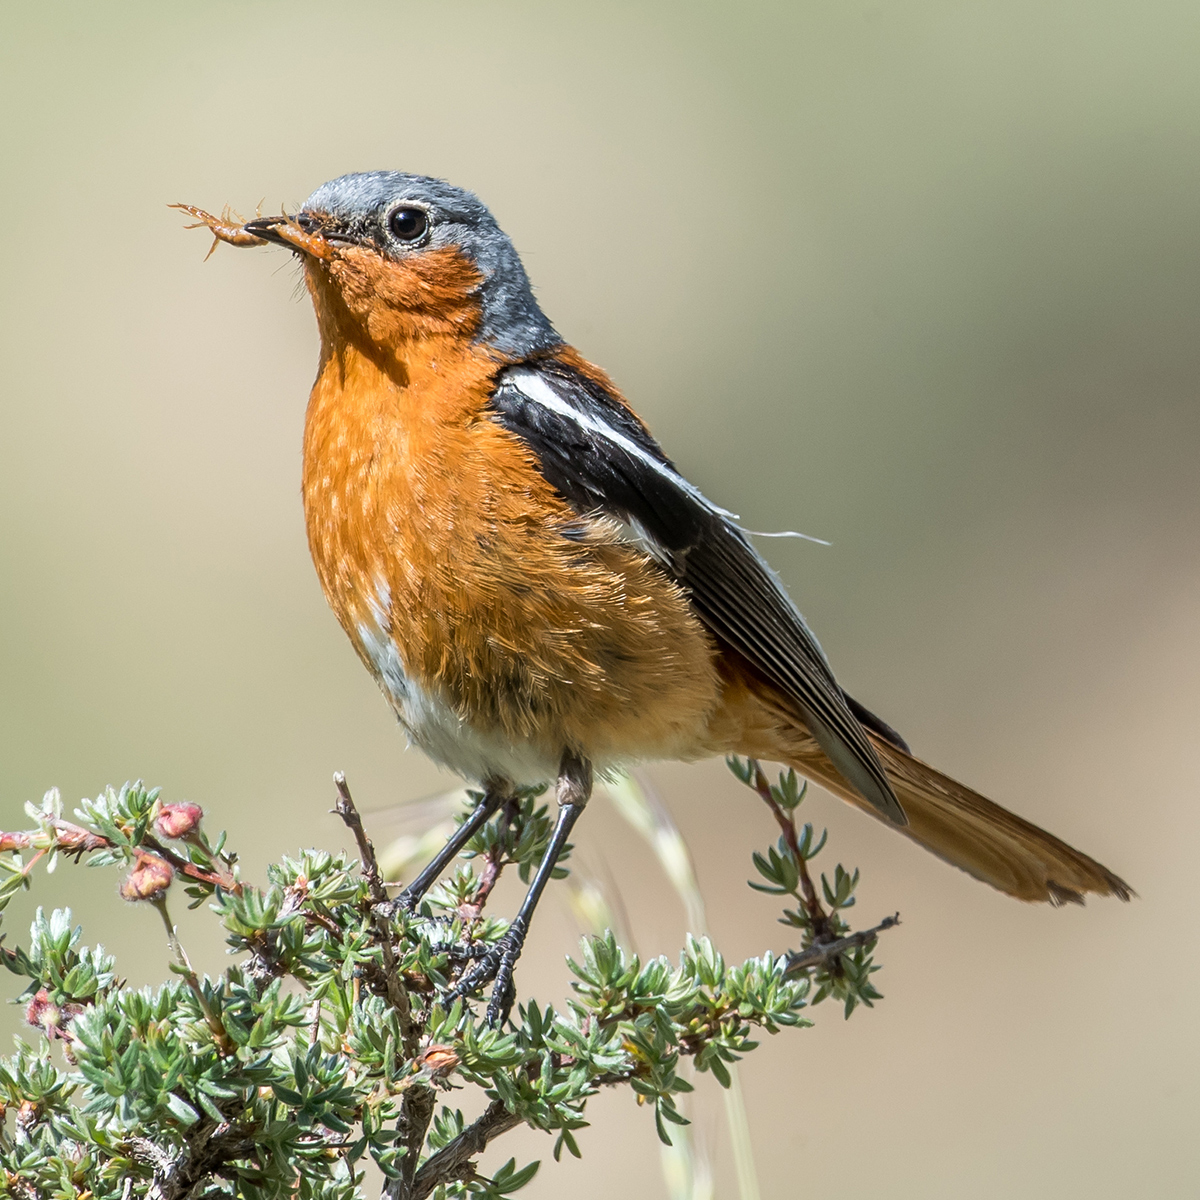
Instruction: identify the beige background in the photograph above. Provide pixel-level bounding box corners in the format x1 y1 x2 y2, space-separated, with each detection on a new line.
2 1 1198 1196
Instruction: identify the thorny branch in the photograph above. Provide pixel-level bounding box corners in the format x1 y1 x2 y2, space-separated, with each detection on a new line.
0 766 897 1200
333 772 391 908
333 774 417 1046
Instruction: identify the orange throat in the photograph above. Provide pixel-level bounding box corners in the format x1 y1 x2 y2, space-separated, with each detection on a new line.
299 304 722 779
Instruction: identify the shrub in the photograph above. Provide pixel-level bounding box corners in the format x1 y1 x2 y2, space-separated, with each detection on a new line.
0 760 895 1199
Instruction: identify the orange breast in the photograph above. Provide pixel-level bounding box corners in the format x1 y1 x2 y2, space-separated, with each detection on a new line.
299 262 722 782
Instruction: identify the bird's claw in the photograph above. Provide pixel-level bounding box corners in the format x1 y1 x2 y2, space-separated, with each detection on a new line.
447 922 527 1026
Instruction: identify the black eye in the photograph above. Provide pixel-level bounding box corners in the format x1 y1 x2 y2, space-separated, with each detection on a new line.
388 207 428 243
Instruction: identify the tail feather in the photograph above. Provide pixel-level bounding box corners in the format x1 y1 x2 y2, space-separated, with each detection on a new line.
784 737 1132 904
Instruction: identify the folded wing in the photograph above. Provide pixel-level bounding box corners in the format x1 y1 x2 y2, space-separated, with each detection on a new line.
488 357 906 824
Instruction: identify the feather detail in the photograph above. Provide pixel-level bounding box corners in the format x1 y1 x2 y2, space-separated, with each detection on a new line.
489 353 904 822
299 273 722 781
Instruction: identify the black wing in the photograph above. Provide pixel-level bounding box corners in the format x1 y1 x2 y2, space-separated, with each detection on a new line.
488 358 907 824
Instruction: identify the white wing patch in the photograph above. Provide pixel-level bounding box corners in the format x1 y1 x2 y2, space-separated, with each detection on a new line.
501 365 836 672
505 368 737 520
504 368 829 545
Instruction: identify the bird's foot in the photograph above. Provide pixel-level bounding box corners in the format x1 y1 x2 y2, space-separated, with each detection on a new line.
374 879 438 920
447 919 528 1026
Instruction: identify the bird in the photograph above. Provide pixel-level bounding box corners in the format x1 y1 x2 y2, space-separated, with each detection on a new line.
177 172 1130 1020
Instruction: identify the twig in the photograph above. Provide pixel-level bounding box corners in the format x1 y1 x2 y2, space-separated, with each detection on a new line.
458 795 517 923
390 1089 439 1200
335 774 436 1200
132 1123 257 1200
784 913 901 976
242 882 312 985
152 898 235 1055
408 1099 524 1200
332 773 416 1045
0 819 242 895
748 761 834 941
333 772 390 906
306 996 323 1048
127 1136 178 1186
142 832 241 895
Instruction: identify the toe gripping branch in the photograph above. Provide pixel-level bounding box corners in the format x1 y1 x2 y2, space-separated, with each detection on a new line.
449 751 593 1026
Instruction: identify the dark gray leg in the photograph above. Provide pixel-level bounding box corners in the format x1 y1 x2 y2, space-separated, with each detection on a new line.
396 779 513 911
449 751 593 1025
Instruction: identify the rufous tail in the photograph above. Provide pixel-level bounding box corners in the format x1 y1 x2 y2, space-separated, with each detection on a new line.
783 736 1132 904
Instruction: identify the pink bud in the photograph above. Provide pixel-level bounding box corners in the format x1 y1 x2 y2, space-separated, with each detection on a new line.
120 853 174 901
24 989 80 1040
24 989 59 1032
155 803 203 840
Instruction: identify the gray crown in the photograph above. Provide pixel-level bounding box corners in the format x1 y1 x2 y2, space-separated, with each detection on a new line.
303 172 561 360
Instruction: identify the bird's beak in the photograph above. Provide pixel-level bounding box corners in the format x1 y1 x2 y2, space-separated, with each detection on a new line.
174 203 367 262
242 214 340 260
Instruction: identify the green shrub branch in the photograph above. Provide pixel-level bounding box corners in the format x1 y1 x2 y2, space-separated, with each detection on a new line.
0 761 896 1199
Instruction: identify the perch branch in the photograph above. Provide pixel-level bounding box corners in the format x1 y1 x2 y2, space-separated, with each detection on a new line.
408 1100 525 1200
785 913 901 975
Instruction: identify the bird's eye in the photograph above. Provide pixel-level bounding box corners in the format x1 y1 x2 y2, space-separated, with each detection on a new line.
388 207 429 243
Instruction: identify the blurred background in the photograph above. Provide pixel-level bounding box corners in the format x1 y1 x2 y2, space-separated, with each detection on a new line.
2 1 1198 1195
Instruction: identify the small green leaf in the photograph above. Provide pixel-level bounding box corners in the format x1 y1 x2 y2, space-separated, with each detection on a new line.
163 1092 199 1125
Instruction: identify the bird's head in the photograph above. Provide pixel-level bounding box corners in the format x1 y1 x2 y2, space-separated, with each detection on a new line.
216 172 561 361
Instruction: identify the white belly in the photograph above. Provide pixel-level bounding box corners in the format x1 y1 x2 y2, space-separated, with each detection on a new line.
354 613 562 786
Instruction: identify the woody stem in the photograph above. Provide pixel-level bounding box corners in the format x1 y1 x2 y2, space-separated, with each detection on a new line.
784 913 901 976
152 898 234 1054
749 761 832 939
332 774 419 1052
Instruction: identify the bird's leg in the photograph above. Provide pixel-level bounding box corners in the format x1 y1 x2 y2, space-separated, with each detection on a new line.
390 779 513 914
449 751 593 1026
